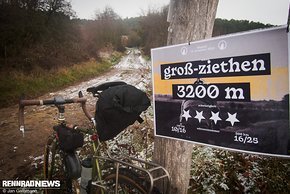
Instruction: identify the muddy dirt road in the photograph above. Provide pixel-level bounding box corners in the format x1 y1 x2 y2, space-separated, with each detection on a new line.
0 48 151 179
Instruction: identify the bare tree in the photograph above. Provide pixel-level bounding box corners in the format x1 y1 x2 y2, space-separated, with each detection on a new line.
153 0 219 193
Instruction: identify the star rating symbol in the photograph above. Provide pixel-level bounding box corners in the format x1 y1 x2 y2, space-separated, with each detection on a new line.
181 110 192 121
209 111 222 124
226 112 240 126
181 109 240 127
194 110 205 123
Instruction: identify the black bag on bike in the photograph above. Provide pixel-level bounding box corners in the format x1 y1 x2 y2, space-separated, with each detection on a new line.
54 124 84 152
95 84 150 141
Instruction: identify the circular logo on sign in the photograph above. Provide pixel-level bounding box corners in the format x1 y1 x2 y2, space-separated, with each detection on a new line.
181 47 188 55
218 40 227 50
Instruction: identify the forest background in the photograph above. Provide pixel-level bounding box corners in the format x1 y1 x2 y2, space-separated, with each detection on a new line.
0 0 272 107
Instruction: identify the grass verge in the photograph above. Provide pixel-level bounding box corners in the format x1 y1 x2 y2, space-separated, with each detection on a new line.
0 56 120 108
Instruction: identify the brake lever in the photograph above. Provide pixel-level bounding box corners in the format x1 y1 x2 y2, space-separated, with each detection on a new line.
78 91 96 127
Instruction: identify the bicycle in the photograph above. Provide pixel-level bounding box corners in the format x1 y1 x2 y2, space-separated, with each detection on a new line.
18 81 170 194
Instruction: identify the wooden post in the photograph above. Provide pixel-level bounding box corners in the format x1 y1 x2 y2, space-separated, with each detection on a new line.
153 0 219 193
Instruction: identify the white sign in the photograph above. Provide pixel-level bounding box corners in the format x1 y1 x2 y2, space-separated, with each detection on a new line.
151 26 290 158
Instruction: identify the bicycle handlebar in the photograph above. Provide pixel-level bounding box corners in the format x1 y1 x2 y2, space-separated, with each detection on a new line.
18 93 95 135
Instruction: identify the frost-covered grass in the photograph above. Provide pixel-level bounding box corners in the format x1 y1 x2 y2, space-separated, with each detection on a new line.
189 146 290 193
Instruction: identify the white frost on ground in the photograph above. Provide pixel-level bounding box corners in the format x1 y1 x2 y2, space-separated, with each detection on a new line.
54 48 151 105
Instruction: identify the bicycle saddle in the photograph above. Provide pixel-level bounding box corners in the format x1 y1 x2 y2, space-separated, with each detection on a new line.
87 81 127 97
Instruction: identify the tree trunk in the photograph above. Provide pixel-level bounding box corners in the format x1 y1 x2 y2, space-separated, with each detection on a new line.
167 0 219 45
153 0 219 193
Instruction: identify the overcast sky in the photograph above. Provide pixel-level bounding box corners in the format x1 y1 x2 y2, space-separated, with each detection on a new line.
70 0 289 25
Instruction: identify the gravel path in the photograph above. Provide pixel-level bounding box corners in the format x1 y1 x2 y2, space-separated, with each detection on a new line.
0 48 151 179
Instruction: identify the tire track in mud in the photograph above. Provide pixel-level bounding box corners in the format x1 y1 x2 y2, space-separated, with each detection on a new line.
0 48 151 179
